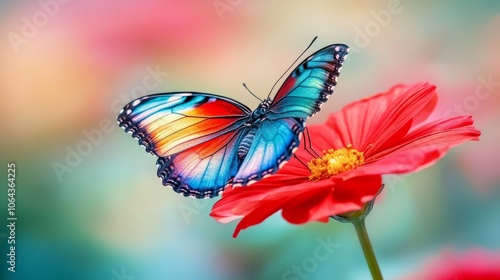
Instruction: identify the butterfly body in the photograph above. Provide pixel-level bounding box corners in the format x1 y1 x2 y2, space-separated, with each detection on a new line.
237 98 274 157
118 44 349 198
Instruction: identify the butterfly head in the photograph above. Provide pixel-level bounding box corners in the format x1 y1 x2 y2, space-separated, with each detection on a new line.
251 98 272 119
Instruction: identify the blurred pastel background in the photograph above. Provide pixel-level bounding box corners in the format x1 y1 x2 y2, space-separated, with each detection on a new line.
1 1 499 279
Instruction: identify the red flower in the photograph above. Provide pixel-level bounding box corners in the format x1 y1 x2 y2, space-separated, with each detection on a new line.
210 82 481 237
399 249 500 280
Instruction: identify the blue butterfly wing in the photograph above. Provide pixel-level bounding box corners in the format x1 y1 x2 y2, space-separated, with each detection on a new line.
233 118 303 185
118 92 252 198
233 44 349 184
268 44 349 120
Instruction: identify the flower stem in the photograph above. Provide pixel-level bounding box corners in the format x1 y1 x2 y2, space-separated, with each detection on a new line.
352 218 383 280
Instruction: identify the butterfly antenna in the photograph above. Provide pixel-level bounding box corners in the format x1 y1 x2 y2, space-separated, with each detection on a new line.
243 83 263 102
267 36 318 99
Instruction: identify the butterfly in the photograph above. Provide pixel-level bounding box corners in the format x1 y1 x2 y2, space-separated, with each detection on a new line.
117 43 349 198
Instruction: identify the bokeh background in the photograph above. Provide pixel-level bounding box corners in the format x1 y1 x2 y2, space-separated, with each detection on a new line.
1 1 499 279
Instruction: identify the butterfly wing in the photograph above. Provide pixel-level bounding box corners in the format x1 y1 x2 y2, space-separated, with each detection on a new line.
232 118 303 185
156 129 248 198
118 92 252 198
268 44 349 120
233 44 349 185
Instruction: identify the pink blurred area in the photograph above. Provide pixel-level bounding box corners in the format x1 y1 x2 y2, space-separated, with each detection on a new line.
399 248 500 280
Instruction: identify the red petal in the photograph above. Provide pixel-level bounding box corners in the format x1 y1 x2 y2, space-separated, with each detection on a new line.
214 180 331 237
280 184 335 224
364 83 437 156
211 176 383 237
347 116 480 176
325 83 437 155
282 176 382 223
412 89 438 125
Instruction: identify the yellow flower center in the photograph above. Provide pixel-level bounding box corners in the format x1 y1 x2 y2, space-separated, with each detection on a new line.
307 144 365 181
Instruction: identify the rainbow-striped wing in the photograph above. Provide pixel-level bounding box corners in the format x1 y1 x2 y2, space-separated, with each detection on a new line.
118 93 252 198
232 44 349 184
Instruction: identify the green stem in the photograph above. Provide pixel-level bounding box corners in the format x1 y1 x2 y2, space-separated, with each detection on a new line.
352 218 383 280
